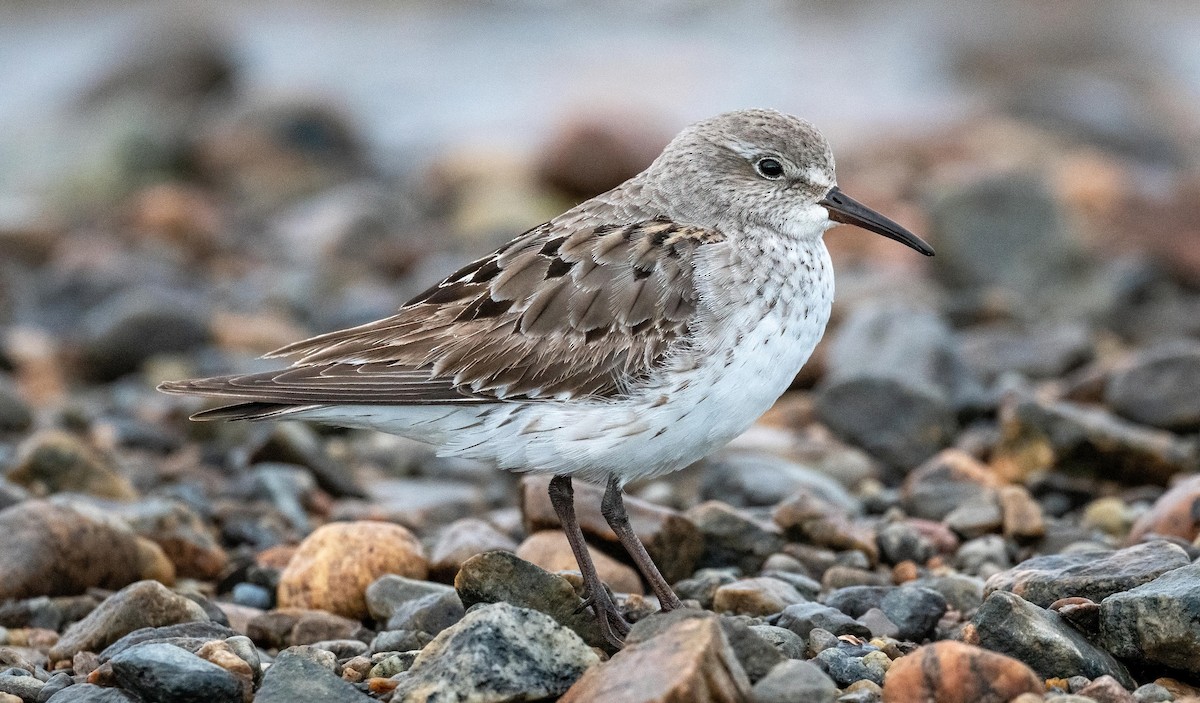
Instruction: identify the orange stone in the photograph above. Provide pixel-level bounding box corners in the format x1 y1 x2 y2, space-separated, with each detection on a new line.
516 531 643 595
1127 474 1200 544
883 641 1042 703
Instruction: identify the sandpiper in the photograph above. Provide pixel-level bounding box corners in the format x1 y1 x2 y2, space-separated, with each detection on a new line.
160 108 933 647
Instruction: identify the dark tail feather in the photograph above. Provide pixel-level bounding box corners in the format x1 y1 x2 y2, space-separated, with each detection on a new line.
190 402 317 422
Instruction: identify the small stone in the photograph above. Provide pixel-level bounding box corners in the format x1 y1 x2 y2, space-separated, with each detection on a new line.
49 581 208 661
752 659 838 703
879 586 947 642
876 522 936 566
712 577 808 617
776 602 872 640
198 636 258 690
281 644 337 672
966 590 1134 688
455 551 610 650
773 492 878 564
900 450 1002 521
363 575 453 623
685 501 785 574
309 639 368 659
534 112 666 201
1132 683 1173 702
1106 340 1200 431
985 540 1191 607
231 583 272 610
0 672 41 701
37 672 74 700
673 569 738 610
999 486 1046 542
392 602 598 702
98 621 237 662
959 322 1093 381
520 476 702 584
80 291 211 382
1100 560 1200 675
8 431 137 500
383 591 465 636
882 641 1043 703
427 518 518 582
0 375 32 434
277 521 427 619
858 608 900 639
109 642 242 703
749 625 806 659
1082 497 1135 538
116 499 228 580
944 492 1003 539
251 423 366 499
516 530 642 594
45 684 140 702
559 614 751 703
369 629 431 655
1127 474 1200 544
246 609 369 650
1078 675 1136 703
255 650 373 703
814 644 882 687
369 651 417 678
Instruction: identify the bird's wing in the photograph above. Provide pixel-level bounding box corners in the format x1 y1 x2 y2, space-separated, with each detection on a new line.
160 218 725 405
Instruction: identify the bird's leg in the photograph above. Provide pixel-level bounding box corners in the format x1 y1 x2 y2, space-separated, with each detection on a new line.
547 475 630 646
601 476 684 611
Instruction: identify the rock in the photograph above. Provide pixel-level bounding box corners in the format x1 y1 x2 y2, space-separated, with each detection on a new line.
699 451 861 511
109 642 242 703
98 621 237 662
966 591 1134 687
200 636 259 690
1100 560 1200 675
391 602 598 702
985 540 1191 607
749 625 806 659
37 672 74 700
1078 676 1137 703
900 450 1001 521
944 492 1003 539
625 610 783 685
0 376 32 433
955 535 1013 579
455 551 610 651
48 581 207 661
428 518 518 582
876 522 936 566
231 583 272 610
364 574 453 623
772 492 878 565
879 587 947 642
998 486 1046 542
752 659 838 703
1106 341 1200 431
246 609 369 650
369 630 431 655
0 672 41 701
992 391 1199 485
382 591 464 636
251 423 366 499
516 530 642 594
815 305 974 468
685 501 785 574
116 499 227 580
8 431 137 500
1126 474 1200 544
813 641 887 687
882 641 1043 703
520 476 702 584
255 650 373 703
534 112 666 201
909 575 985 615
712 578 808 617
775 602 871 640
0 499 166 595
277 520 427 619
674 569 738 610
824 586 892 618
80 291 211 382
45 684 140 702
560 614 751 703
958 322 1093 381
339 478 488 533
1132 683 1172 702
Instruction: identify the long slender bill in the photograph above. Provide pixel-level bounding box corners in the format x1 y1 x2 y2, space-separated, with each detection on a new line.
819 186 935 256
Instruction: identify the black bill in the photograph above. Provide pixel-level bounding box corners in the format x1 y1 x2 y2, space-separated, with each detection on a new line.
819 186 934 256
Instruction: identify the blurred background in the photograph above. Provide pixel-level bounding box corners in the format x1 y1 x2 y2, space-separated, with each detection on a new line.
1 0 1200 564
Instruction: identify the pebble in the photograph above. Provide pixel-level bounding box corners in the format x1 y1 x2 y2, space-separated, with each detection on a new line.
699 451 861 511
1126 473 1200 544
876 521 936 566
363 574 453 623
516 530 643 594
246 609 369 649
966 590 1135 687
749 625 806 659
560 614 751 703
116 499 228 580
1106 340 1200 431
277 520 428 619
958 322 1093 381
900 449 1001 521
251 423 366 499
712 577 808 617
815 643 884 687
427 517 518 582
391 602 598 702
0 672 41 701
109 642 242 703
48 581 209 661
752 659 838 703
674 568 738 610
8 430 137 500
520 475 703 584
45 684 140 702
775 602 872 640
454 550 611 651
685 500 786 574
1078 675 1137 703
1100 560 1200 675
881 640 1043 703
98 621 237 662
254 650 373 703
879 586 947 641
0 376 32 434
1132 683 1173 702
984 539 1191 607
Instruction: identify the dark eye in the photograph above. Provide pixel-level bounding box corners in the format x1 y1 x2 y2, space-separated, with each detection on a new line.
755 157 785 179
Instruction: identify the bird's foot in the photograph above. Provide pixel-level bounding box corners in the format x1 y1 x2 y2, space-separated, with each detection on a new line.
577 587 631 648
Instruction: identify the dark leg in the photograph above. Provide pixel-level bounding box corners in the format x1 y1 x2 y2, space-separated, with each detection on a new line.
601 476 684 611
548 475 630 646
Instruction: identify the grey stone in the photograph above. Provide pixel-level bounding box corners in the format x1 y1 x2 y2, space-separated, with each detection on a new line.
857 608 899 639
909 575 985 615
824 586 892 618
1107 340 1200 431
955 535 1013 578
876 522 936 566
49 581 209 661
0 671 42 700
386 591 465 636
0 375 32 433
369 651 418 678
944 492 1003 539
251 423 365 499
674 569 739 610
814 644 882 687
366 574 454 622
985 540 1191 608
816 305 974 467
309 639 368 660
751 659 838 703
369 629 432 655
390 602 598 702
45 684 140 702
255 650 373 703
880 586 946 641
973 591 1135 688
749 625 806 659
700 453 859 511
231 583 272 610
626 610 783 684
1132 683 1172 702
685 501 785 574
99 622 237 662
80 290 211 382
959 322 1092 381
775 602 871 640
1100 560 1200 674
37 672 74 702
109 642 242 703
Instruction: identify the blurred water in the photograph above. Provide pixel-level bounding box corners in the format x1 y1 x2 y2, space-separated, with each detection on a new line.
1 1 1199 163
